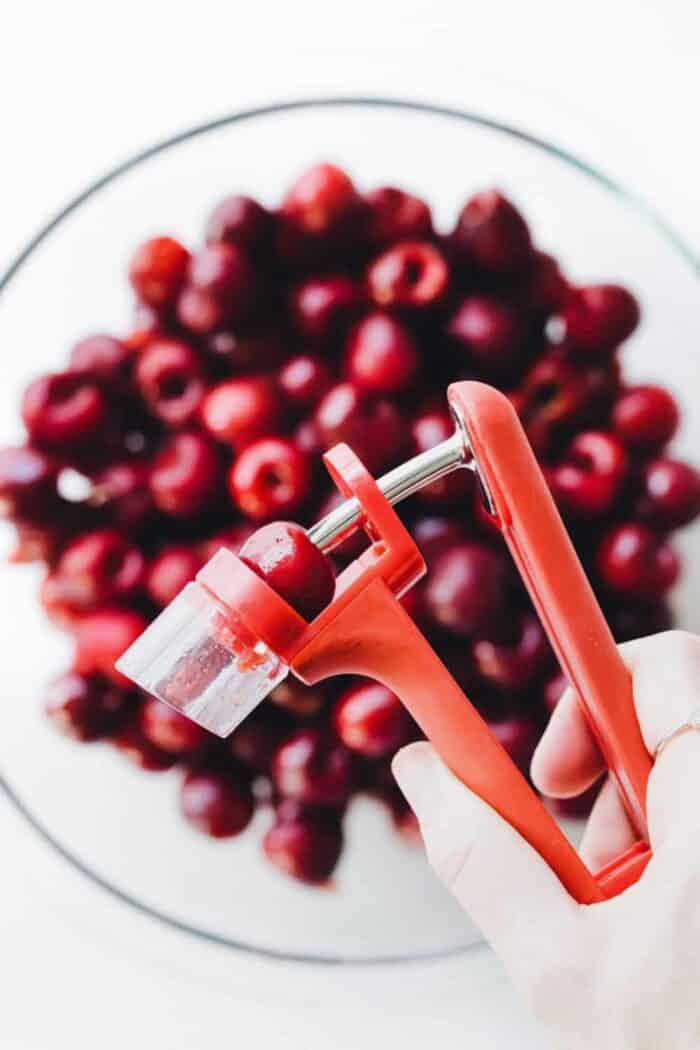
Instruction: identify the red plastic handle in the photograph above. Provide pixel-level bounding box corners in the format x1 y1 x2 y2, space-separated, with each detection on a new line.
449 382 652 838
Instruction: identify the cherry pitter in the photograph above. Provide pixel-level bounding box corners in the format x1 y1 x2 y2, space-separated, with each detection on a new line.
118 380 653 904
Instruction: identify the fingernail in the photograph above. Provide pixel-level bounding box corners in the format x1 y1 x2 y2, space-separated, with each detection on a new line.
392 741 436 815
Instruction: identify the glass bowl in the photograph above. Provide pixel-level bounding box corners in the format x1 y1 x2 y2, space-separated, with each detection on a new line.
1 98 698 965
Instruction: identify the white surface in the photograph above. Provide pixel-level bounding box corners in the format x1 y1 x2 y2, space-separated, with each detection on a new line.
1 3 699 1048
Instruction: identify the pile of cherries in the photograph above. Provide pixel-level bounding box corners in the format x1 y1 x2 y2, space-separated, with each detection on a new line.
2 163 699 885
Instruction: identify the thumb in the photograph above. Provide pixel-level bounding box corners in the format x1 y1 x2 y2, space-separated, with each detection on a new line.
392 742 579 966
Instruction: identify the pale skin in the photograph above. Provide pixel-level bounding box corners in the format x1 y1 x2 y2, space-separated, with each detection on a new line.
392 630 700 1050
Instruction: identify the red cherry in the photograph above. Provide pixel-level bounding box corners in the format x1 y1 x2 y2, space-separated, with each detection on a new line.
113 721 178 771
412 515 467 563
198 521 255 561
279 355 333 412
176 285 227 335
637 458 700 529
0 446 58 519
522 251 568 314
200 376 282 449
447 296 522 375
561 284 640 354
597 523 679 598
206 325 285 372
263 804 343 884
146 544 203 607
607 599 672 643
140 695 208 755
272 728 353 806
69 334 133 384
73 607 148 685
128 236 190 307
345 312 418 395
290 275 359 343
189 242 256 318
22 372 107 447
517 354 614 457
180 768 254 838
409 407 475 507
43 671 132 741
425 542 508 636
333 681 413 758
548 431 627 517
542 671 568 715
612 384 679 451
472 613 551 692
135 339 206 427
367 242 448 308
239 521 334 620
205 195 273 253
315 382 405 473
269 679 326 718
90 460 153 531
51 528 145 610
489 714 539 774
281 163 358 236
228 438 311 521
229 708 294 771
453 190 532 274
149 431 220 517
363 186 433 246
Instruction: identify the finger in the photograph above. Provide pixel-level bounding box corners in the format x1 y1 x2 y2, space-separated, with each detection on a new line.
531 688 605 798
578 777 638 872
393 742 579 967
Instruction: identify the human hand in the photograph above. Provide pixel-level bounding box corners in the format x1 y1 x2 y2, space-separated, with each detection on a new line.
392 631 700 1050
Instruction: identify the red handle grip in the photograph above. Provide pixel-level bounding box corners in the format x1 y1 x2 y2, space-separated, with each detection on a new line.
449 382 652 838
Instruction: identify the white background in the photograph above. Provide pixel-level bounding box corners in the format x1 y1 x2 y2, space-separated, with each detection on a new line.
0 2 698 1048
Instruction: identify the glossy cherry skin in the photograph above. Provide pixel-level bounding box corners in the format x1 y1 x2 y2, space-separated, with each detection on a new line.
51 528 145 610
272 728 353 807
279 354 333 412
637 458 700 529
363 186 433 246
140 695 208 755
281 163 358 236
200 376 282 449
611 384 679 451
146 544 203 607
90 460 153 531
69 334 133 384
412 515 467 563
409 407 475 507
22 372 107 447
367 242 449 308
135 339 206 427
269 679 326 718
128 236 190 307
228 438 311 521
522 251 568 314
229 707 295 771
290 275 359 343
315 382 405 474
425 542 509 636
472 613 551 692
0 446 57 519
113 721 178 771
205 194 273 253
188 242 256 319
239 521 335 620
72 607 149 686
517 353 614 457
333 681 413 758
561 284 640 354
176 286 227 335
43 671 132 741
488 714 539 774
447 296 521 375
597 523 680 598
149 431 220 517
452 190 532 274
548 430 627 517
345 312 418 395
263 802 343 884
180 768 254 837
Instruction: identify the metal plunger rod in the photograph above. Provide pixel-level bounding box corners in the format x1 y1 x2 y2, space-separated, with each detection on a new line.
308 429 473 553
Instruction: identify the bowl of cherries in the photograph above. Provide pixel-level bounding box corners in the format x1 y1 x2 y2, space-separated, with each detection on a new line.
0 99 698 964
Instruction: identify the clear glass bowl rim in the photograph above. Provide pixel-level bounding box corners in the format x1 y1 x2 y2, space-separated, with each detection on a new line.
1 95 698 966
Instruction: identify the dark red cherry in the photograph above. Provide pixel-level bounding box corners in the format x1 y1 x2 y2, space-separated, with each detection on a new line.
447 296 522 375
612 385 679 451
453 190 532 274
425 542 508 636
637 458 700 529
279 354 333 412
333 681 413 758
272 728 353 806
315 382 405 474
140 695 208 755
561 284 640 355
22 372 107 447
43 671 132 741
128 236 190 307
548 431 627 517
597 523 679 598
69 334 133 384
345 312 418 395
239 521 334 620
263 803 343 884
180 768 254 837
472 613 551 692
135 339 206 427
72 607 148 686
290 275 359 343
149 431 220 517
363 186 433 246
146 544 204 607
0 446 58 519
51 528 145 609
367 242 448 308
281 163 358 236
228 438 311 522
200 376 282 449
205 195 273 253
